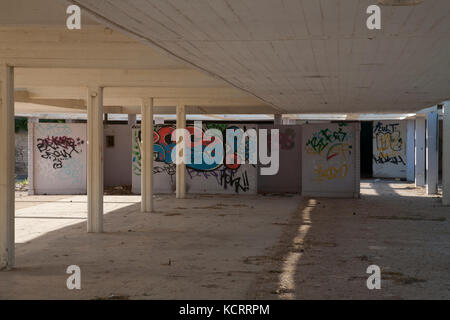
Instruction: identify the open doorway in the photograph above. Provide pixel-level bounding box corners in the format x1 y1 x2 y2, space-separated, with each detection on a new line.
360 121 373 178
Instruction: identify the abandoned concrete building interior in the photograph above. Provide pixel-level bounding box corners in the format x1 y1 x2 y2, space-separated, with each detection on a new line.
0 0 449 300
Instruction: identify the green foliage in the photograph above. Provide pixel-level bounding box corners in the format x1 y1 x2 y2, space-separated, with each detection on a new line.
206 123 228 133
15 178 28 185
15 117 65 133
40 119 65 123
14 117 28 133
132 129 142 176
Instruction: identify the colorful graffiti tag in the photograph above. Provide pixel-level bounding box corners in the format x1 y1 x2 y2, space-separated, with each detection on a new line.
306 123 353 182
373 122 405 165
36 136 84 169
33 123 87 192
132 124 254 193
132 129 142 176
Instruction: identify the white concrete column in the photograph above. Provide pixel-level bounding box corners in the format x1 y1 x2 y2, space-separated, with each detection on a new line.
176 104 186 199
426 110 439 194
87 87 104 233
443 102 450 205
406 119 415 182
141 98 154 212
415 117 426 187
27 117 38 196
128 114 137 126
274 114 282 125
0 64 15 269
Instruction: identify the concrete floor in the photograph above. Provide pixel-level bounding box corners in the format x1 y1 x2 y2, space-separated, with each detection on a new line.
1 180 449 299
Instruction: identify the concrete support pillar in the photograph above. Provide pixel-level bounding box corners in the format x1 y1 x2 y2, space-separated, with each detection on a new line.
426 110 439 194
443 102 450 205
415 118 426 187
27 117 38 195
0 64 15 269
128 114 137 126
406 120 415 182
87 87 104 233
176 104 186 199
141 98 154 212
274 114 282 125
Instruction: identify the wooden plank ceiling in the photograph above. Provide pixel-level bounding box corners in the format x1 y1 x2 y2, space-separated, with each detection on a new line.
66 0 450 113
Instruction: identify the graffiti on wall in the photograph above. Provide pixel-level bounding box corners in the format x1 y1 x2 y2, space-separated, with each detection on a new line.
306 123 353 182
373 122 405 165
132 129 142 176
34 124 86 189
186 167 250 193
132 123 254 193
37 136 84 169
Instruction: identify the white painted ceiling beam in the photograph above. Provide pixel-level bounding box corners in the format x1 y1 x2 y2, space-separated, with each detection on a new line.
22 86 254 100
0 26 186 70
14 103 276 115
13 93 275 114
14 68 225 88
15 90 85 110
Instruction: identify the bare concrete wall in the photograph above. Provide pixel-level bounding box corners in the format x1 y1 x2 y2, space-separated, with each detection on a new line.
132 123 257 194
33 123 87 194
257 125 302 193
104 124 132 187
372 120 407 179
15 129 28 178
302 123 360 198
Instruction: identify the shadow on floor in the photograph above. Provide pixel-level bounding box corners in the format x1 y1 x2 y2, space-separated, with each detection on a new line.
249 180 449 300
2 194 302 299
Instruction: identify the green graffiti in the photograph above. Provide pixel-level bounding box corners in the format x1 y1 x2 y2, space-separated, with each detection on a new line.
306 124 349 155
206 123 228 133
132 129 142 176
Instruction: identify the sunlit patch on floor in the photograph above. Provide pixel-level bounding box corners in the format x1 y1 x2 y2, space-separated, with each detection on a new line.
278 199 315 299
